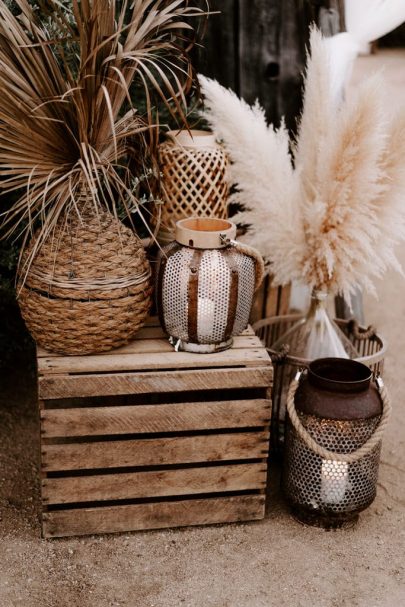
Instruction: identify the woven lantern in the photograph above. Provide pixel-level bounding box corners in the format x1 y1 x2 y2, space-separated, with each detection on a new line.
157 130 229 244
18 205 152 355
283 358 391 528
156 217 264 353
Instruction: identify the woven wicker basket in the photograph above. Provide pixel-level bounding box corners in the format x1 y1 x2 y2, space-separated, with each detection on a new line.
18 207 152 355
158 130 229 244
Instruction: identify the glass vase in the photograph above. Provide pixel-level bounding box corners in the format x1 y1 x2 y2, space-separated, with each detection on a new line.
272 290 359 360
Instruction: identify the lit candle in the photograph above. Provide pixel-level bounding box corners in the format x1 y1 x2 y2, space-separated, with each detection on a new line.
321 459 349 504
197 297 215 338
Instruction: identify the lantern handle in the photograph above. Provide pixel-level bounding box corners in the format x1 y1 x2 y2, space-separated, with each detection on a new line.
220 235 264 291
286 371 392 463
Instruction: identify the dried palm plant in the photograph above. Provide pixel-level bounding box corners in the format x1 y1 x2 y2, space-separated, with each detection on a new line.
0 0 206 274
200 28 405 302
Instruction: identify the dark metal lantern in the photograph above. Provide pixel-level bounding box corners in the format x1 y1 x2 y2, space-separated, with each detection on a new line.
253 315 387 453
283 358 391 528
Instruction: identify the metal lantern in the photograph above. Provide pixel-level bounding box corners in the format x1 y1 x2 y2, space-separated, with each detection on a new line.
253 315 387 453
283 358 391 528
156 217 264 353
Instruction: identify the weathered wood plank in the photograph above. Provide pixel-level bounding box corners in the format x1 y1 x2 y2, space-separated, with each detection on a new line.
195 0 238 90
42 431 270 471
41 399 271 438
239 0 281 124
195 1 342 133
39 366 273 399
37 334 261 361
42 463 267 505
38 343 270 375
278 283 292 316
42 495 266 538
37 326 258 360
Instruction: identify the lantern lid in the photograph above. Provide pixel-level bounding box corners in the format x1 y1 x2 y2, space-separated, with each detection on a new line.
296 358 382 420
175 217 237 249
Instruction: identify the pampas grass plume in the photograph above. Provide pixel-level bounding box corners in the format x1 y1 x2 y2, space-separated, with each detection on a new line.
199 28 405 300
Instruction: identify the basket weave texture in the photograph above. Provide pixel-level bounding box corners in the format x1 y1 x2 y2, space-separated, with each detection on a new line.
18 207 152 355
158 140 228 243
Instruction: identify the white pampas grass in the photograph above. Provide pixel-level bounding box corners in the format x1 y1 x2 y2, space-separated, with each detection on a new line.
199 28 405 300
198 74 305 284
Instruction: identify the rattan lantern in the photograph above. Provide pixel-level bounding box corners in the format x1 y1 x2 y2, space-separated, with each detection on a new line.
156 217 264 353
283 358 391 528
157 130 229 244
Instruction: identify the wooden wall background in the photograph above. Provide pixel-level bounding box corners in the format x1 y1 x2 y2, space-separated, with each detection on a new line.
196 0 345 132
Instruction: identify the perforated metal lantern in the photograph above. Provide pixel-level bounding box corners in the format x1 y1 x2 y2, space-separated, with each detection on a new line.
156 218 263 353
253 315 387 453
283 358 391 528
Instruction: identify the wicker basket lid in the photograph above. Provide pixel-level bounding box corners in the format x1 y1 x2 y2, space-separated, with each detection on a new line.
20 207 151 301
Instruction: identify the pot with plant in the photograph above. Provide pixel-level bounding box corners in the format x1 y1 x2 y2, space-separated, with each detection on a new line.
199 28 405 445
0 0 205 355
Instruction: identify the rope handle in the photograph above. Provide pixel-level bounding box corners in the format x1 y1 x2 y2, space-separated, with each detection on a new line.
286 370 392 463
267 344 290 363
220 235 264 291
348 319 376 341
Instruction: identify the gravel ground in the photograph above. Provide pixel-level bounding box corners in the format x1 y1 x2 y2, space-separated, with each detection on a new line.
0 51 404 607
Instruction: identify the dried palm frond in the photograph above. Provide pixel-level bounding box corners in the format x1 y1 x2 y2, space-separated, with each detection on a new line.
0 0 206 273
200 27 405 301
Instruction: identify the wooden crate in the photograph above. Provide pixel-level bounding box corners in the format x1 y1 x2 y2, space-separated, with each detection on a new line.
37 321 273 538
250 275 291 324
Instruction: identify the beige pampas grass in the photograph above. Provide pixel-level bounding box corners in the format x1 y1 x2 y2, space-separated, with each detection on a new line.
199 28 405 300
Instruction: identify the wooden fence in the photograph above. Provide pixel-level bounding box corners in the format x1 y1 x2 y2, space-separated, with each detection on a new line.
196 0 345 130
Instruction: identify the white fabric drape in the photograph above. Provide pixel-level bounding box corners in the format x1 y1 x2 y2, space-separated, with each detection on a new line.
325 0 405 102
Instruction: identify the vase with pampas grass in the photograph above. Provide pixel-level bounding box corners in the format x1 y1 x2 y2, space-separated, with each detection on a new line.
0 0 205 355
199 26 405 361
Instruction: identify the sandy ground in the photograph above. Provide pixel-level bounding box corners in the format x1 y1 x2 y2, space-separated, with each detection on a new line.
1 50 405 607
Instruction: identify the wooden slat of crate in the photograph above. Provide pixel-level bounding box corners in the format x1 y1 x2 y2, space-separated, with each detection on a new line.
38 322 272 538
43 462 267 505
41 399 270 437
39 366 272 400
250 276 291 324
37 342 269 375
42 431 270 471
42 495 265 538
37 333 260 361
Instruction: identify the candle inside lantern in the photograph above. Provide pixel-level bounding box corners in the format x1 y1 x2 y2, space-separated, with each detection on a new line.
197 297 216 337
321 459 349 505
